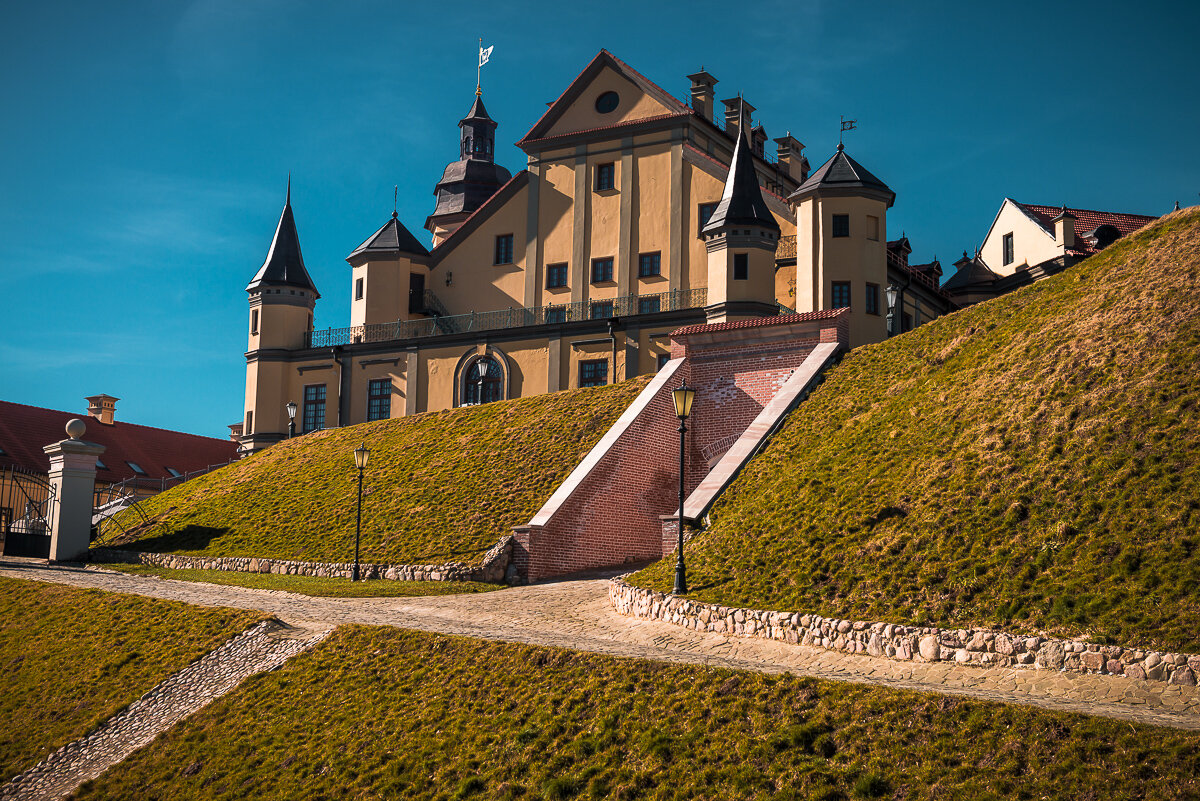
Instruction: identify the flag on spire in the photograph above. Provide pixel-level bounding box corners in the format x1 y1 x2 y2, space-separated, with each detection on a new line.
479 44 494 68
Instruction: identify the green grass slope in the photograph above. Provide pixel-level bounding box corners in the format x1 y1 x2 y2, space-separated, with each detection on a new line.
0 576 260 782
105 379 650 566
635 207 1200 651
75 627 1200 800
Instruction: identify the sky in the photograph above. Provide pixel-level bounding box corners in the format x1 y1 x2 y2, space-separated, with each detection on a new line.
1 0 1197 438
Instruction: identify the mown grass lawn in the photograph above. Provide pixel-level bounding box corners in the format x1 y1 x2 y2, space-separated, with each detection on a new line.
102 378 650 566
634 208 1200 652
100 564 502 597
75 626 1200 800
0 576 261 782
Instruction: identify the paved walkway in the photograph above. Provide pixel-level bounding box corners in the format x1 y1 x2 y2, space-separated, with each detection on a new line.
4 560 1199 733
0 615 330 801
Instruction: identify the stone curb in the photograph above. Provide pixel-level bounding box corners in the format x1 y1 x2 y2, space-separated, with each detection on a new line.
87 535 514 585
608 577 1199 686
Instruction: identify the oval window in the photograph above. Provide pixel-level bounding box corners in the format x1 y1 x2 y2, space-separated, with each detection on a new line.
595 91 619 114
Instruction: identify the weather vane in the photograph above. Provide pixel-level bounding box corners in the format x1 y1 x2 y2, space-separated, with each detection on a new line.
839 115 857 146
477 38 494 95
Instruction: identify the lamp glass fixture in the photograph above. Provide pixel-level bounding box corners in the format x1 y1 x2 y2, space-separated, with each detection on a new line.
354 443 370 470
885 284 899 310
672 383 696 420
285 401 298 420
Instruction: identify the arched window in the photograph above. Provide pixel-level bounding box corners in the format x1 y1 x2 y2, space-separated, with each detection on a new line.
462 356 503 405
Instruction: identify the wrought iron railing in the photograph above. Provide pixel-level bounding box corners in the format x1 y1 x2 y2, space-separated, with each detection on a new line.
305 288 708 349
777 235 796 260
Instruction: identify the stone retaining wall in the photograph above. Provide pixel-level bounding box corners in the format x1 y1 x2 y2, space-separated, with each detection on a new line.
88 535 515 584
609 577 1199 685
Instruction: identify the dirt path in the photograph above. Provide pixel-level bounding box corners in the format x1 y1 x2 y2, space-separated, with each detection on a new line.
4 560 1198 733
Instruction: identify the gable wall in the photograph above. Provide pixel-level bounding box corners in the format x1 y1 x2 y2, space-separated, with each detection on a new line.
981 201 1059 276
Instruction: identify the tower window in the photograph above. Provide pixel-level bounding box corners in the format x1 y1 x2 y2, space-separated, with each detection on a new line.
1003 232 1014 265
250 309 259 335
832 281 851 309
595 163 615 192
302 384 326 433
494 234 514 265
244 411 253 436
698 202 718 236
638 252 661 278
546 263 568 289
832 214 850 238
367 378 391 421
579 359 608 387
591 258 614 283
355 277 364 300
865 282 880 315
867 215 880 241
733 253 749 280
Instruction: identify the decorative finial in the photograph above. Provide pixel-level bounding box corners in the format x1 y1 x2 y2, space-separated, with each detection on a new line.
1175 200 1181 211
65 418 86 441
286 173 291 205
394 184 398 217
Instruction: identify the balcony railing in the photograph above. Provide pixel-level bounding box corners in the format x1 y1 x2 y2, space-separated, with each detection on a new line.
305 288 708 349
777 234 796 260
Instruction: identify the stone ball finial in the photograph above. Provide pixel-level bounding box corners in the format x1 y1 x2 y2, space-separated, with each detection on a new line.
65 418 86 440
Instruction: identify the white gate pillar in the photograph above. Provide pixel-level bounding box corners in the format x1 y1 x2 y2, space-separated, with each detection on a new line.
44 419 105 562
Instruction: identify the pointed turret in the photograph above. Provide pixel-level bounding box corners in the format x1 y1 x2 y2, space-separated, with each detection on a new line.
701 120 781 324
246 178 320 296
426 92 513 244
789 143 895 207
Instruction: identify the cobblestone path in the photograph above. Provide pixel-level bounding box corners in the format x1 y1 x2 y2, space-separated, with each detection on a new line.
0 615 330 801
4 560 1199 735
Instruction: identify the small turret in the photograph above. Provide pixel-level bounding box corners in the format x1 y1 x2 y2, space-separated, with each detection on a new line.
701 109 781 324
425 92 513 245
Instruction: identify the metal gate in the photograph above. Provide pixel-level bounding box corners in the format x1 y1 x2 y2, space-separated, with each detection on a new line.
0 466 55 558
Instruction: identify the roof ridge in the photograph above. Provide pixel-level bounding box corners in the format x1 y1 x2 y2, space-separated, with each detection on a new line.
0 399 234 443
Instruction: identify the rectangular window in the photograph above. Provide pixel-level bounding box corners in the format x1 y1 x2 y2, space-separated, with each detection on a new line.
698 202 718 236
656 353 671 370
591 258 614 283
408 272 425 315
1003 232 1014 266
638 252 661 278
867 215 880 241
638 297 661 315
355 277 364 300
302 384 326 433
832 214 850 238
546 262 568 289
579 359 608 387
595 162 615 191
545 307 566 324
865 282 880 315
244 411 253 436
367 378 391 422
832 281 851 309
590 301 614 320
250 309 259 335
733 252 749 280
494 233 514 265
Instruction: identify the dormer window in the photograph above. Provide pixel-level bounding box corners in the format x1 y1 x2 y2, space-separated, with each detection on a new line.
126 461 147 476
166 467 183 478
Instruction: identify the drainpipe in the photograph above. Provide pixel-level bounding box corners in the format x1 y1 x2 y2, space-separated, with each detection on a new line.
607 318 619 381
331 345 347 428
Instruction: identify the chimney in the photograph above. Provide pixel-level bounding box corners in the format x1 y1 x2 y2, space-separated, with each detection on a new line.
1052 206 1076 250
85 394 119 426
774 134 806 182
228 422 244 442
722 97 754 140
686 69 718 120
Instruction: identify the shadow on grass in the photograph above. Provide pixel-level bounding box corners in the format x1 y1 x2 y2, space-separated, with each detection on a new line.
103 525 230 554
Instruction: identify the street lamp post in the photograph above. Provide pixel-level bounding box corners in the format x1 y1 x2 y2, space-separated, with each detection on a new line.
885 284 899 337
671 381 696 595
475 360 487 405
285 401 297 438
352 443 370 581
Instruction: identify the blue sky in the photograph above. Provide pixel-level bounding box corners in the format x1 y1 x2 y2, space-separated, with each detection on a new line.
2 0 1197 437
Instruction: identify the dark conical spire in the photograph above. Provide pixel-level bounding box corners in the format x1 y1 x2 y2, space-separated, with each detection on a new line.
459 92 498 162
701 111 779 234
789 144 895 207
246 180 320 297
427 90 512 231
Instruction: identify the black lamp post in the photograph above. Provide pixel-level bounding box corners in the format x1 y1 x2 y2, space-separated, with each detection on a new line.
885 283 899 337
475 360 487 405
285 401 297 438
671 381 696 595
352 442 369 581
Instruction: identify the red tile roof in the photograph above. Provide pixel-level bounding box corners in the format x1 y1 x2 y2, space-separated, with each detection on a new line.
1015 202 1159 255
0 400 238 483
671 308 846 338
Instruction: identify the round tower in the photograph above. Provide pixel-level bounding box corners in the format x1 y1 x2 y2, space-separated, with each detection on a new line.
790 143 895 347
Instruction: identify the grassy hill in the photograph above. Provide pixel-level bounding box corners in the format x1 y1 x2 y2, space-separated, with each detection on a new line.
105 379 650 566
73 626 1200 800
0 577 259 782
634 207 1200 652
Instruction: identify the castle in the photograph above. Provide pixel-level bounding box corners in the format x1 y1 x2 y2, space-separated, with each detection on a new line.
240 51 953 452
